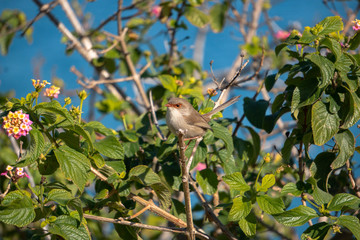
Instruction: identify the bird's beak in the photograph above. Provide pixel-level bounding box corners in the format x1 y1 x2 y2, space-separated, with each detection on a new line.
165 103 171 107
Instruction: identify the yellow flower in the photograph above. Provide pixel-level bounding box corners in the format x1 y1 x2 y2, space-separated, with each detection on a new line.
264 153 271 163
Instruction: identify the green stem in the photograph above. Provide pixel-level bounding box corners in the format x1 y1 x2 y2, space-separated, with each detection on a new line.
254 162 265 188
79 99 84 124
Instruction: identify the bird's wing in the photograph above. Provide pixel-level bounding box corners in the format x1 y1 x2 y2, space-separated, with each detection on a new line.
183 114 211 130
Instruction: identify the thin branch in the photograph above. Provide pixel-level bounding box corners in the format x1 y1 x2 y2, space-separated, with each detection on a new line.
84 213 187 234
189 177 237 240
177 129 195 240
186 137 203 173
346 159 360 198
21 0 59 36
149 91 166 140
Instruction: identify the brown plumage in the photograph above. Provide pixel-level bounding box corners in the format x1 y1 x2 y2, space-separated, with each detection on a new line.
165 96 240 139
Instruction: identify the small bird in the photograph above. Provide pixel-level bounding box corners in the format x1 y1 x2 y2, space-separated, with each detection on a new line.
165 96 240 139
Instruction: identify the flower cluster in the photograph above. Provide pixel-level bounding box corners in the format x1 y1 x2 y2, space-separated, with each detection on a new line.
274 30 290 41
44 85 60 99
1 165 29 179
2 110 33 139
151 5 162 18
32 79 50 91
207 88 218 97
353 19 360 31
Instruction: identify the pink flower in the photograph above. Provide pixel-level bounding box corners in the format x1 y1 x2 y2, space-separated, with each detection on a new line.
151 6 162 18
2 110 33 139
195 163 207 171
353 19 360 31
275 30 290 41
44 85 60 99
1 166 29 179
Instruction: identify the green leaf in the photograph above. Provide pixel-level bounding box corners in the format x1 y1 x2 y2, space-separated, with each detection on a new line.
265 74 277 92
342 91 360 129
54 145 90 192
196 169 219 195
184 6 209 28
48 189 73 206
0 190 35 227
238 211 257 237
17 129 45 167
63 124 94 153
312 101 340 145
158 75 177 92
299 27 317 44
94 135 124 160
94 189 109 200
185 141 207 170
301 222 331 240
256 195 285 214
67 198 83 223
171 199 186 223
256 174 275 192
35 100 74 124
312 185 333 206
310 152 336 190
337 215 360 240
151 183 171 209
317 16 343 35
306 54 335 88
223 172 250 192
228 197 252 221
327 193 360 211
89 152 105 168
273 206 318 227
350 31 360 50
49 215 90 240
331 130 355 169
129 165 161 185
209 3 227 33
210 121 234 154
320 37 341 59
281 182 302 197
245 126 260 165
243 98 268 129
84 121 114 136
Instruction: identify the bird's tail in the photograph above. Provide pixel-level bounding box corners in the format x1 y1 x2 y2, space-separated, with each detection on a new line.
202 95 240 120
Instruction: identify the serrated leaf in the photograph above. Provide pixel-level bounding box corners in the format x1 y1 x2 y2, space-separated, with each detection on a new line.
281 182 302 197
48 189 73 206
49 215 90 240
17 129 45 167
257 174 275 192
67 198 83 223
84 121 114 136
129 165 161 185
54 145 90 192
89 152 105 168
228 197 252 221
196 169 219 195
312 185 333 206
171 199 186 223
332 130 355 169
256 195 285 214
320 37 341 59
327 193 360 211
306 54 335 88
185 141 207 170
312 101 340 145
0 190 36 227
350 31 360 50
184 6 209 28
151 183 171 209
245 126 260 165
310 152 335 190
317 16 343 35
210 121 234 154
94 189 109 200
94 135 124 160
238 211 257 237
63 124 94 152
35 100 74 124
273 205 318 226
223 172 250 192
301 222 331 240
337 215 360 240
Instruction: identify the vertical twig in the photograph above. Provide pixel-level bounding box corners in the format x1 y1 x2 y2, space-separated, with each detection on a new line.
177 130 195 240
346 159 360 198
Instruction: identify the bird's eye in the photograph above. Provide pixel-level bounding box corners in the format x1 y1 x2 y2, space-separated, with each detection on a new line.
175 104 180 108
